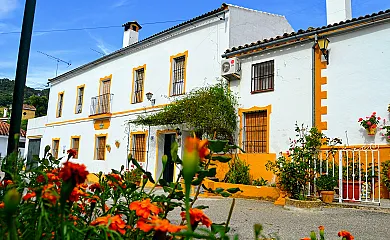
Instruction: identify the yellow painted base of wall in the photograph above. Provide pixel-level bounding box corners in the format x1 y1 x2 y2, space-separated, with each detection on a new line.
201 179 279 200
214 153 277 182
86 173 99 184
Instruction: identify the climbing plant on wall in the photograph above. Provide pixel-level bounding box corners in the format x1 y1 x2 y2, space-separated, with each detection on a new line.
131 81 238 139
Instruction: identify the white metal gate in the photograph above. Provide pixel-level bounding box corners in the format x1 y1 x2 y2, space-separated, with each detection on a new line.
309 145 381 205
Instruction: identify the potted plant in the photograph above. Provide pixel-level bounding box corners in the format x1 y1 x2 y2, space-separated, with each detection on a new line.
358 112 380 135
115 140 121 148
316 174 337 203
381 124 390 143
106 144 111 153
124 168 143 185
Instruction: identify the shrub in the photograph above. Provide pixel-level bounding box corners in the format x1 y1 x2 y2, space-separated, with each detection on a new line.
124 168 143 184
381 160 390 191
252 177 268 186
224 156 251 185
316 175 337 191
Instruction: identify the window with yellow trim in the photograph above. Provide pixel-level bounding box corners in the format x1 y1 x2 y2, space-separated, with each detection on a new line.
171 55 186 96
243 110 268 153
95 136 106 160
76 86 84 114
131 134 146 162
57 92 64 118
132 68 145 103
71 137 80 159
52 139 60 159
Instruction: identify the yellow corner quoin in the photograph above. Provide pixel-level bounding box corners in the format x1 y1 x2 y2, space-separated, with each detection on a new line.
314 46 328 132
131 64 146 104
45 103 169 127
238 105 272 153
74 84 85 114
94 133 108 161
94 119 111 130
169 50 188 96
56 91 64 118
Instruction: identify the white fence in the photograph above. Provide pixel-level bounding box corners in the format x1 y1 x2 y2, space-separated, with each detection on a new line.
309 145 381 205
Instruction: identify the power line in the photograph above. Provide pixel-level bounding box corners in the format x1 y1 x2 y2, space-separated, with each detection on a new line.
0 19 187 35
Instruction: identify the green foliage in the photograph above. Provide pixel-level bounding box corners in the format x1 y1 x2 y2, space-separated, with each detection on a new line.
224 156 251 185
316 175 337 191
25 94 49 117
0 78 49 110
131 81 238 139
124 168 143 183
266 123 341 200
20 119 28 131
252 177 268 186
381 160 390 191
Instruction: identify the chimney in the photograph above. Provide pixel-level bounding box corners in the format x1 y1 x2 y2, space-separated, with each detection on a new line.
122 21 142 48
3 108 7 118
326 0 352 25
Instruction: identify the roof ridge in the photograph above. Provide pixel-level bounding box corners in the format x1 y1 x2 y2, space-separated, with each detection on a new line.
226 3 286 18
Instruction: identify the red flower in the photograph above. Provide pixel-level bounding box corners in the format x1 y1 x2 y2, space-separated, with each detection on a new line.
89 182 102 192
367 121 372 126
180 208 212 227
378 117 381 120
36 175 45 183
67 149 77 159
358 118 363 122
338 230 354 240
91 215 127 235
300 238 311 240
23 192 36 201
373 112 377 115
0 202 4 208
372 124 377 129
129 199 161 218
59 162 89 184
318 226 324 231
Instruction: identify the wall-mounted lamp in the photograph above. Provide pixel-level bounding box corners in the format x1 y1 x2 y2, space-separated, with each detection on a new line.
317 38 330 65
175 127 182 136
146 92 156 106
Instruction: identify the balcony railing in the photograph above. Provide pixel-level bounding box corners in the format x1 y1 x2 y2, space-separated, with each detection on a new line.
90 93 114 116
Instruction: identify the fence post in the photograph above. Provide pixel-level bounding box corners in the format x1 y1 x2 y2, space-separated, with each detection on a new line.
338 150 343 203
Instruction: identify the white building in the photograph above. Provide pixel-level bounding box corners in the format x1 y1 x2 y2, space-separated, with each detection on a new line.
26 4 293 181
222 0 390 175
0 122 26 160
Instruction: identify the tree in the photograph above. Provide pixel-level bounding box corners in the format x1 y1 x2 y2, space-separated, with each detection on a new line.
26 94 48 117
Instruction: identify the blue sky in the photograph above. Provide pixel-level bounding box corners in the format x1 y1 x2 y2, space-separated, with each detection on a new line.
0 0 389 89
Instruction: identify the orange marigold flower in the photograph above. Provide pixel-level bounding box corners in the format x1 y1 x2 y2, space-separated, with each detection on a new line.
318 226 324 231
23 192 36 201
69 186 87 202
59 162 89 184
89 182 102 192
136 217 186 233
91 215 127 235
109 173 122 181
338 231 354 240
129 199 161 218
47 173 59 182
185 137 210 160
0 202 4 208
42 184 59 204
301 238 311 240
180 208 212 227
87 195 100 203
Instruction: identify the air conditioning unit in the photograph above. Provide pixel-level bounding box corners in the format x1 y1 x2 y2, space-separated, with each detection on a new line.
221 57 241 81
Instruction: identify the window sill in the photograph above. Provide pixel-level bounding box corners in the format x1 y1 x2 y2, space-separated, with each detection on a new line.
170 93 185 97
251 89 274 94
131 101 143 104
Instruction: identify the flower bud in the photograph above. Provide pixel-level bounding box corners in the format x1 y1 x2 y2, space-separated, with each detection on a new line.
4 188 21 214
182 137 200 183
162 155 168 167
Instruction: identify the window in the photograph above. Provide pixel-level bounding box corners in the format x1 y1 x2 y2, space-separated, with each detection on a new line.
71 137 80 159
57 92 64 118
170 51 187 96
95 135 106 160
251 60 274 93
52 139 60 159
76 86 84 114
132 67 145 103
131 134 146 162
243 111 268 153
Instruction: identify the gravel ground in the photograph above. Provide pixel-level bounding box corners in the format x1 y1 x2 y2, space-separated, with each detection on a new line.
168 197 390 240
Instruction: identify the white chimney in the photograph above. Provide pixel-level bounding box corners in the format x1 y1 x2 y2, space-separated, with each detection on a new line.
122 21 142 48
326 0 352 25
3 108 7 118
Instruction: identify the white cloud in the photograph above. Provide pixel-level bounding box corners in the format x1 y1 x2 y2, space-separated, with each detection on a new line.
86 30 114 55
111 0 129 9
0 0 18 19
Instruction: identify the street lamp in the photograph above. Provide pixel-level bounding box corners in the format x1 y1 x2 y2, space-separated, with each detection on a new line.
317 38 330 65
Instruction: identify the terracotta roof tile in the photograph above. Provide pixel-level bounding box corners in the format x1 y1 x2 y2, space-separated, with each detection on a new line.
23 104 36 111
0 121 26 137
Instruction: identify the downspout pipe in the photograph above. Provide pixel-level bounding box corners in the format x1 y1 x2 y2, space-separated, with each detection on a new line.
222 10 390 58
312 34 318 128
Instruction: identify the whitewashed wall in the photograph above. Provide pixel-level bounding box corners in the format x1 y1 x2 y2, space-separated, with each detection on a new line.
325 23 390 145
231 44 313 154
0 136 7 159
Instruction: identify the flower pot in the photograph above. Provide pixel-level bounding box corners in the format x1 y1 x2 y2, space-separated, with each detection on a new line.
320 190 334 203
342 180 360 201
367 127 377 136
115 142 120 148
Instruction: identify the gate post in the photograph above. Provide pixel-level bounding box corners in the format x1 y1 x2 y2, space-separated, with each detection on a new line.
338 150 343 203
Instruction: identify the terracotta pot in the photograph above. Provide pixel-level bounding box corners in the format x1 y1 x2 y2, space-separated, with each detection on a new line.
320 190 334 203
367 127 377 136
115 142 120 148
342 180 361 200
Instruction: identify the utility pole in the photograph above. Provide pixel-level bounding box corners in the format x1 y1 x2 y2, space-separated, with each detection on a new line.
6 0 37 162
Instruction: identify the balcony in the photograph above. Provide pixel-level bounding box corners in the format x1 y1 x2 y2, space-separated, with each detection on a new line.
90 93 114 117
